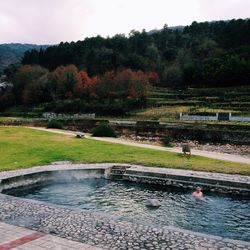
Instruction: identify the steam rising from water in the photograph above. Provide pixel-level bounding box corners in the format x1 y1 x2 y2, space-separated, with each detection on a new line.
51 170 103 182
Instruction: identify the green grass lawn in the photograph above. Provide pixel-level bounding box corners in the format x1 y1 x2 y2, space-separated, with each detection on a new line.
0 117 19 121
0 126 250 175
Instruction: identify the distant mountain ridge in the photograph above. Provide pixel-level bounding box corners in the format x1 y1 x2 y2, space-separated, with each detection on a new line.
0 43 50 73
147 25 185 35
0 25 184 73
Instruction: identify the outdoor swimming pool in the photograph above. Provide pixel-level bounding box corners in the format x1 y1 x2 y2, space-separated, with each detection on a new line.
4 178 250 241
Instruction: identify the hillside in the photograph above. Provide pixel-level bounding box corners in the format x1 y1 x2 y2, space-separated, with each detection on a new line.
21 18 250 88
1 19 250 115
0 43 49 73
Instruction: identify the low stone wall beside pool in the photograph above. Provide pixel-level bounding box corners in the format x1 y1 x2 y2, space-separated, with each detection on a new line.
1 163 249 196
0 164 110 193
107 165 250 196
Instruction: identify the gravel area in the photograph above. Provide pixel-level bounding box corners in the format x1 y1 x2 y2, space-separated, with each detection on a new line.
174 140 250 158
120 135 250 158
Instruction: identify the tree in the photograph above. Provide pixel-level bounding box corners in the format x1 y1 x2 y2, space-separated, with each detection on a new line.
162 65 183 87
12 65 48 104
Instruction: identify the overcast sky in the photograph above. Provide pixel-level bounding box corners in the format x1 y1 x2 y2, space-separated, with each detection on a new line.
1 0 249 44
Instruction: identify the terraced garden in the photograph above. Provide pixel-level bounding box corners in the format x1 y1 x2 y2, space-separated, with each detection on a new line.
133 86 250 122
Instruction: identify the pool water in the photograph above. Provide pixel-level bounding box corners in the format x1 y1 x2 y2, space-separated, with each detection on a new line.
5 179 250 241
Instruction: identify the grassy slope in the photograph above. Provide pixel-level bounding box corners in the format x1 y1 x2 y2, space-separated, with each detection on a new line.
0 127 249 175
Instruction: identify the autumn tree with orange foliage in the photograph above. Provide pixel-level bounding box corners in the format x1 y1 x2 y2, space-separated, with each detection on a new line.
9 64 153 114
93 69 151 100
52 65 81 99
73 70 94 98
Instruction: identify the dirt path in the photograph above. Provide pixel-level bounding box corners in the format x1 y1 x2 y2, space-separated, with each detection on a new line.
27 127 250 164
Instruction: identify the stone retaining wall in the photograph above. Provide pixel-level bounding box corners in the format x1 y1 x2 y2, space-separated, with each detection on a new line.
42 112 95 119
116 123 250 144
180 112 250 122
108 165 250 196
180 113 218 121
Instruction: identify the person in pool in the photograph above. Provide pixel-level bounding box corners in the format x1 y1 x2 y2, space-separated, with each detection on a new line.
192 186 203 199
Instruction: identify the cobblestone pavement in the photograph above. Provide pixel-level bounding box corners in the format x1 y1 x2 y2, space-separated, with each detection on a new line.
0 193 249 250
0 222 103 249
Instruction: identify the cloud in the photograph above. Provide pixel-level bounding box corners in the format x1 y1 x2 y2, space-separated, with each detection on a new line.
85 0 202 37
0 0 91 44
0 0 249 44
197 0 250 21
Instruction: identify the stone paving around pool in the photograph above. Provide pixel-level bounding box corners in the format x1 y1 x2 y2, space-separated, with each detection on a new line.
0 163 250 250
0 222 102 250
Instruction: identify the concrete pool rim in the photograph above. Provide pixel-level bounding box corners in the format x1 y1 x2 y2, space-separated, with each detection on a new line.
1 163 249 196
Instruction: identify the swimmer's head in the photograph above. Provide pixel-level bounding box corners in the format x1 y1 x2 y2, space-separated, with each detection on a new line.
196 186 202 192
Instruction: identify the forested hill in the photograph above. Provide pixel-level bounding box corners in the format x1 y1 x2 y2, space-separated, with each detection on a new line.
0 43 49 73
21 19 250 88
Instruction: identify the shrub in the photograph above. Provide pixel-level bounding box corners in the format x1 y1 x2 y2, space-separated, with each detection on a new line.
162 136 173 147
91 122 117 137
47 119 63 129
